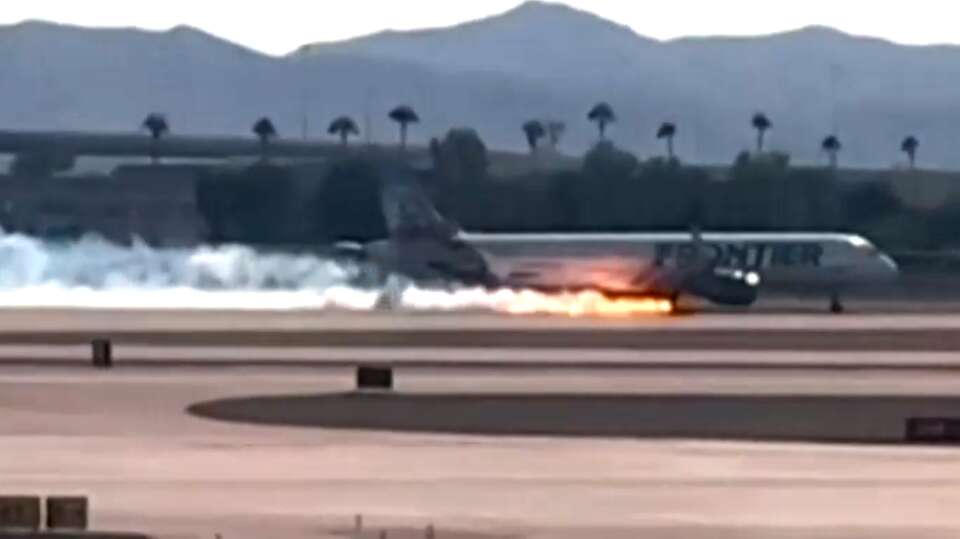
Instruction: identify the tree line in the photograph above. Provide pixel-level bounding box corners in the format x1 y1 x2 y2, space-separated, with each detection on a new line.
12 108 945 252
194 125 960 254
3 105 948 254
142 100 925 171
140 105 421 162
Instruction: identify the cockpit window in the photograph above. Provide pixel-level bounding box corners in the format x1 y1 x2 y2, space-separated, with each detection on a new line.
849 236 879 256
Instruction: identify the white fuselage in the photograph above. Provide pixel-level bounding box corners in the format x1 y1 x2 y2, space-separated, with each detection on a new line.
460 232 899 294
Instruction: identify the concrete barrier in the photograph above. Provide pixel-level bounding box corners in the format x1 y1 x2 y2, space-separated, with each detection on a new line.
0 496 41 531
357 365 393 391
45 497 88 531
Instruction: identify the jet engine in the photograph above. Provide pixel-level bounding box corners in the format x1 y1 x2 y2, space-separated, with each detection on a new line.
687 267 762 306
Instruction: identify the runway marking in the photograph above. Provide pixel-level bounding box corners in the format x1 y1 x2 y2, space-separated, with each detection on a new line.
0 328 956 351
2 310 960 331
3 346 960 369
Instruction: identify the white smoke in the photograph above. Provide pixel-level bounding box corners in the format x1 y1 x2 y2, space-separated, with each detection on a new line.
0 231 382 310
0 231 671 316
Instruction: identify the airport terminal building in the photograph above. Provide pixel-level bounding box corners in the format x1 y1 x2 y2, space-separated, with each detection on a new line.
0 129 347 246
0 165 209 246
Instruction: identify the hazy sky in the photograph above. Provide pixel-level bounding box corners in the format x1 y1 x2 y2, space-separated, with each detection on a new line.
2 0 958 55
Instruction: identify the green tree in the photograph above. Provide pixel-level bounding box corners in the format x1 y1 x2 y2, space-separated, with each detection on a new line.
431 128 489 183
252 117 278 161
315 160 388 242
751 112 772 153
821 135 842 169
926 196 960 249
633 157 709 228
327 116 360 146
522 120 546 153
141 113 169 164
657 122 677 160
196 164 299 244
544 171 584 228
863 212 933 251
723 148 792 229
581 142 639 229
723 151 845 231
583 141 639 180
842 181 902 230
389 105 420 150
587 102 616 140
901 135 919 169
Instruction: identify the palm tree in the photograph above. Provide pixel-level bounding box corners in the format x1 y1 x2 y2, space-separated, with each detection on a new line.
657 122 677 160
587 103 616 140
522 120 546 153
141 113 169 164
821 135 842 169
388 105 420 150
252 117 277 161
901 135 919 169
328 116 360 146
751 112 772 153
547 120 566 150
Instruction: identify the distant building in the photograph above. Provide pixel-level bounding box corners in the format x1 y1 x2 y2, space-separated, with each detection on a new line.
0 165 209 246
0 128 423 246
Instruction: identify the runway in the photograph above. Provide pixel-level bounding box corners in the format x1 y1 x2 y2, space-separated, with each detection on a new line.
3 310 960 538
1 309 960 353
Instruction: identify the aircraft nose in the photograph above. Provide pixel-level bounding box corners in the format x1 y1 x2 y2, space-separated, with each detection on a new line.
878 254 900 280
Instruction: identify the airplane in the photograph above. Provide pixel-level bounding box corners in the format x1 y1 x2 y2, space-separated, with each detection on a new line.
336 165 900 313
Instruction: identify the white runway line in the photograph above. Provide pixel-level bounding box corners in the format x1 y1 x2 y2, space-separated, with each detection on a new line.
0 345 952 366
1 309 960 332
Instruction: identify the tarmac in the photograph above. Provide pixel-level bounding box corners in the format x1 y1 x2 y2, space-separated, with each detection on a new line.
2 308 960 538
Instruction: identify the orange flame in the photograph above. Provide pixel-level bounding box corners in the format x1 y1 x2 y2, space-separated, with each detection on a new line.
498 290 674 317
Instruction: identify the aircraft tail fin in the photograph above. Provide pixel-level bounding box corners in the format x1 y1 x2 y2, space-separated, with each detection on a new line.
689 224 707 266
677 224 715 284
378 164 460 241
690 224 703 247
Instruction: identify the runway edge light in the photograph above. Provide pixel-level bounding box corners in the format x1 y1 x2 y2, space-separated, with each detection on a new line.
356 365 394 391
0 496 41 531
905 417 960 443
46 496 89 531
92 339 113 368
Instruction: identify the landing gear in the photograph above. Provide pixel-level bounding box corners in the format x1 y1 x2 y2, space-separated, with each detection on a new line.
829 292 845 314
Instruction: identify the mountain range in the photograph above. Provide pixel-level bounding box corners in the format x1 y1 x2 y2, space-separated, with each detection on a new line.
2 1 960 168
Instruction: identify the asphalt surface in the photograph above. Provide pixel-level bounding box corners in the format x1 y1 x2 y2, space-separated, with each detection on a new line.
2 309 960 538
1 310 960 353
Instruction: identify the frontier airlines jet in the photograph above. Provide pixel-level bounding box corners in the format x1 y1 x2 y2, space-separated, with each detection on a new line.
337 166 900 313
